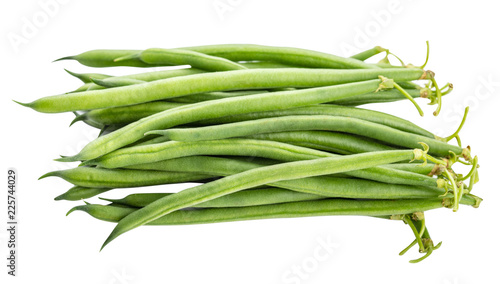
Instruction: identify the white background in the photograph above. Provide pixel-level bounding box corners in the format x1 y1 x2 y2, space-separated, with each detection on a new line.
1 0 499 283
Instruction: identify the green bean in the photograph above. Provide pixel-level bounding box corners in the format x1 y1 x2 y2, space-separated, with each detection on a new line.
54 186 111 201
125 155 440 187
64 69 112 83
99 149 431 248
82 139 333 168
247 131 396 154
71 101 186 126
350 46 387 61
19 68 426 113
128 48 248 71
54 79 395 162
69 196 478 227
149 115 461 157
76 62 294 91
39 167 214 188
124 156 445 199
101 188 325 208
70 91 423 128
54 49 151 67
56 45 376 69
197 104 435 138
185 44 378 69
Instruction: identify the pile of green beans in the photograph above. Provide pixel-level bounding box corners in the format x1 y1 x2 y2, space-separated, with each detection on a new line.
17 43 482 263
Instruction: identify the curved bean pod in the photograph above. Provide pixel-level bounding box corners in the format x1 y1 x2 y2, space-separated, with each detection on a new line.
125 156 445 199
69 196 477 226
39 167 214 188
247 131 397 154
198 104 435 138
126 155 440 187
54 186 111 201
99 149 429 248
185 44 377 69
82 139 332 168
19 68 425 113
150 115 462 157
56 45 376 69
72 101 185 126
101 188 325 208
134 48 248 71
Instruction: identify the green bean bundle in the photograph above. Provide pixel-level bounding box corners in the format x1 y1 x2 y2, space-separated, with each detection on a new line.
17 43 482 263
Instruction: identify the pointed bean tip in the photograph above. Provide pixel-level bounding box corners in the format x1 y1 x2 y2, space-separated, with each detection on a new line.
53 56 75 63
39 171 58 180
98 197 114 203
54 194 65 201
66 205 85 216
69 114 86 127
13 100 32 108
64 69 83 80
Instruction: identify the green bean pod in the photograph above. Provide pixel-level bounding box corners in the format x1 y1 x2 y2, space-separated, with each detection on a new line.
125 155 445 199
71 101 185 126
19 68 426 113
101 188 325 208
39 167 214 188
125 155 440 188
185 44 377 69
54 186 111 201
247 131 397 154
69 196 477 226
197 104 435 138
101 149 424 248
134 48 248 71
82 139 332 168
150 115 461 157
